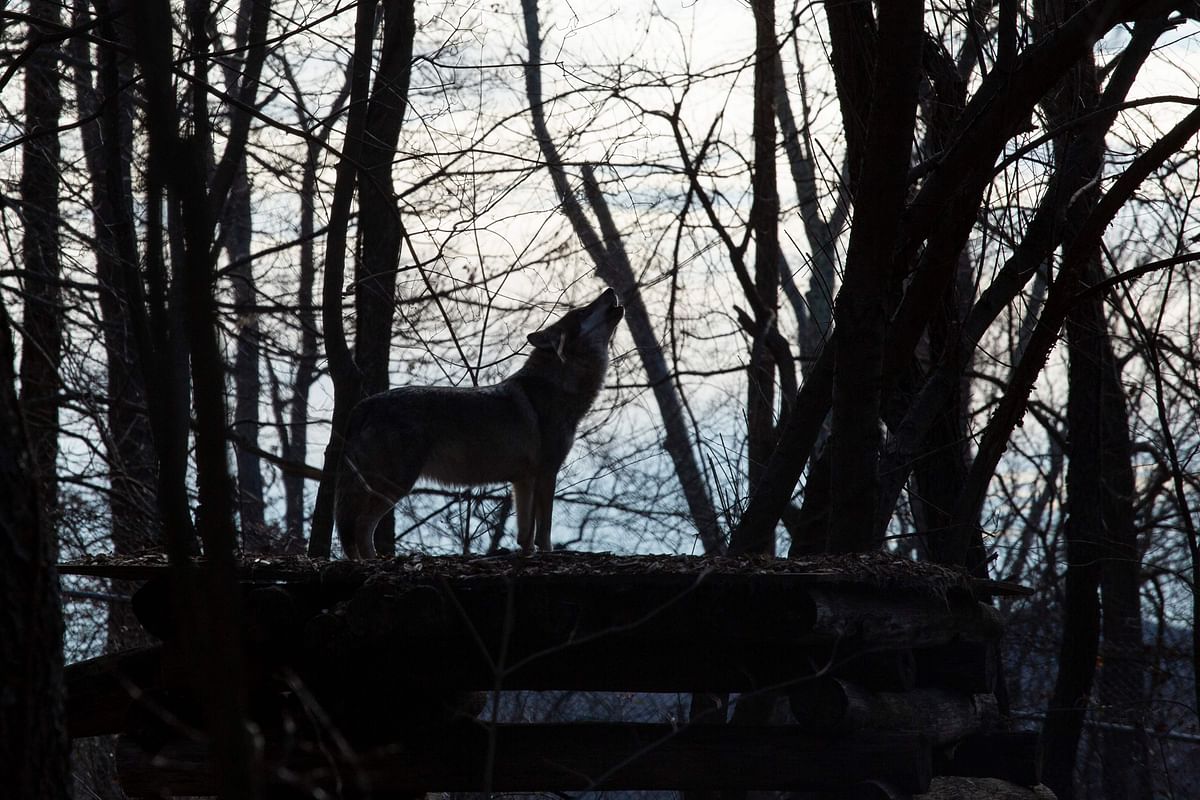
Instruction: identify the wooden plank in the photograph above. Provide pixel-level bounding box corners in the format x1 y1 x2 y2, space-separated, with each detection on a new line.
116 723 934 795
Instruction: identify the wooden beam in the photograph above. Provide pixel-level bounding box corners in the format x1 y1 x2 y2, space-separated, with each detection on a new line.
115 723 934 795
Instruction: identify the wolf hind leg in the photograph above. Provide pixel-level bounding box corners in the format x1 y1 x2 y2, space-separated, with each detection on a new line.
353 492 396 559
337 462 418 559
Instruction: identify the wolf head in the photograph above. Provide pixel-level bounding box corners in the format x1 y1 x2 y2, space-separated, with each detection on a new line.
527 288 624 360
525 288 624 394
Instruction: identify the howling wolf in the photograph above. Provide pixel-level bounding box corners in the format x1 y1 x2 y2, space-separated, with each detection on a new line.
335 288 625 558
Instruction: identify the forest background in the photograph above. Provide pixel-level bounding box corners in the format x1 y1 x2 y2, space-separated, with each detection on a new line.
2 0 1200 798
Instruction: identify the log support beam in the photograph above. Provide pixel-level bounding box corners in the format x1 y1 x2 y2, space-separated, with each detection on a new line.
115 724 934 795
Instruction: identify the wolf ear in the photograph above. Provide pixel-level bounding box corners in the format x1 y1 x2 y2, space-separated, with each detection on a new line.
528 329 568 362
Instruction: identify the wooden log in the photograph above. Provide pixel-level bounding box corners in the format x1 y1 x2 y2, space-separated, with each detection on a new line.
933 731 1041 786
794 779 912 800
116 724 933 795
316 572 1000 652
830 648 917 692
66 645 161 738
917 776 1055 799
294 577 1001 694
806 588 1002 646
915 642 998 694
789 678 998 745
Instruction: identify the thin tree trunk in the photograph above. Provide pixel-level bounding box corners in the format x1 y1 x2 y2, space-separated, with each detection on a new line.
277 61 352 548
1083 265 1150 800
226 159 268 550
730 0 780 558
774 52 847 369
215 0 273 551
285 138 322 545
1040 279 1107 800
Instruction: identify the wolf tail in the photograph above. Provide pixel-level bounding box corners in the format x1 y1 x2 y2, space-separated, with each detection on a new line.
333 469 355 558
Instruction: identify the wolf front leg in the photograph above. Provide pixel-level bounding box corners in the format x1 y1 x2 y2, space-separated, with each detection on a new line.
513 478 536 554
533 471 557 552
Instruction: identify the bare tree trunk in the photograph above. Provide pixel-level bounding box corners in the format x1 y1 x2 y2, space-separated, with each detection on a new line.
213 0 273 552
276 61 352 548
73 2 160 666
1 303 68 798
728 0 780 558
898 36 976 571
226 161 268 549
130 1 269 794
355 0 416 558
284 139 322 544
1036 9 1151 795
735 0 1152 549
1079 259 1150 800
18 0 64 537
3 18 70 782
309 0 378 557
826 1 923 553
521 0 725 554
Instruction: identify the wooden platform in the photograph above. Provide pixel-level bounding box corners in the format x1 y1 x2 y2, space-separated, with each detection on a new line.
62 551 1039 797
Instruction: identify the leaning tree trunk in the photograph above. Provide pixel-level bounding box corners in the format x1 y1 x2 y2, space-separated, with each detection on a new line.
773 50 847 374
